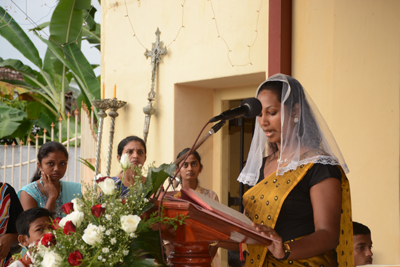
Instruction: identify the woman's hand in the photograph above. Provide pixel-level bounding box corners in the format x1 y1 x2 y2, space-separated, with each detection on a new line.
252 223 285 259
41 172 59 200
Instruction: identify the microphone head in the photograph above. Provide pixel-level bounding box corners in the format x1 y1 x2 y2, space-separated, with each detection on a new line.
240 98 262 118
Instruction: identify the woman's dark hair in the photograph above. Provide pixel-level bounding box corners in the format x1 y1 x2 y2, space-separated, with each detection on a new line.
31 141 69 182
16 207 53 236
117 136 146 157
257 77 321 154
176 148 202 165
176 148 202 183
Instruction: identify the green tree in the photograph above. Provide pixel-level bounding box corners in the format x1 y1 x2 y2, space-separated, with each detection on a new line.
0 0 100 144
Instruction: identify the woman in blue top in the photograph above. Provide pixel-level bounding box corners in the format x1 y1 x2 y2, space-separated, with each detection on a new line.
110 136 147 198
18 141 81 218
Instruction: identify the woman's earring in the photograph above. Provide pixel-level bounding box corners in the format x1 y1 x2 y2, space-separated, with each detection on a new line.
294 118 299 123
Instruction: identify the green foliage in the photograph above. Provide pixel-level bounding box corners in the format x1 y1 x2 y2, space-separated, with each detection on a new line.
145 163 176 199
78 157 95 171
27 162 184 267
0 102 32 141
0 0 101 142
0 7 42 67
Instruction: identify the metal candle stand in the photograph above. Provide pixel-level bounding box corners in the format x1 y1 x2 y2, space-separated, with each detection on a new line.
105 99 127 176
91 98 126 183
91 99 109 183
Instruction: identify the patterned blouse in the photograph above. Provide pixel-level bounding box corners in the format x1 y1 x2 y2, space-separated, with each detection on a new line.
0 183 23 266
110 177 130 198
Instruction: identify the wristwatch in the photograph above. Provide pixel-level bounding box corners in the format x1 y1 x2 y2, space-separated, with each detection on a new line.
276 243 291 261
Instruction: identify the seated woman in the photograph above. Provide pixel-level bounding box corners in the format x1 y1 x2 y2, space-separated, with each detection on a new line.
175 148 219 201
171 148 221 267
110 136 147 198
0 183 23 266
18 141 81 218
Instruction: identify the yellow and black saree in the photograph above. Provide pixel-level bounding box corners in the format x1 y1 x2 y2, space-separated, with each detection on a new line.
243 163 353 267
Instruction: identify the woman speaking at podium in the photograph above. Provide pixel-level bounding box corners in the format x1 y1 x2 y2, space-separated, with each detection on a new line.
236 74 353 267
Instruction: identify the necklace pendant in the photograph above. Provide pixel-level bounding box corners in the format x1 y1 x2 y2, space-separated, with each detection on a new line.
277 158 288 164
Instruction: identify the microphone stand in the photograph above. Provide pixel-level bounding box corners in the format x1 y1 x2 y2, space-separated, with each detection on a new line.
169 120 227 190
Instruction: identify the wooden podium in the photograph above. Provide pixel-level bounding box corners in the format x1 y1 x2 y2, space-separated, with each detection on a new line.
157 199 272 267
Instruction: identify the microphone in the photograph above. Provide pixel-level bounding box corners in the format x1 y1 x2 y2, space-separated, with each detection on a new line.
209 98 262 123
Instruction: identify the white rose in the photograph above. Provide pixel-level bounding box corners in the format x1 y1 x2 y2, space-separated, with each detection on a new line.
41 250 62 267
82 223 103 245
59 211 84 228
98 178 115 195
120 214 141 233
96 173 105 180
71 198 84 212
120 153 131 170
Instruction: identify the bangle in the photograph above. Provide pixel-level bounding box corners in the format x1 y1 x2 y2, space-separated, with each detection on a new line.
275 243 291 261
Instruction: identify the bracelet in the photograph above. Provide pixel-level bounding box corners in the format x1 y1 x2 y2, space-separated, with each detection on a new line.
275 243 291 261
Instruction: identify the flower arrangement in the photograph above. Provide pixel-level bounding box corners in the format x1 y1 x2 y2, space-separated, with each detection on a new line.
27 159 184 267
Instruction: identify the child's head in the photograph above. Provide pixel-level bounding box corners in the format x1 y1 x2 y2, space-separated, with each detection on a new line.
353 221 373 266
16 208 53 246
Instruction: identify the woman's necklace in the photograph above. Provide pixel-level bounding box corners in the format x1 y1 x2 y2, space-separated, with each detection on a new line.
277 150 296 164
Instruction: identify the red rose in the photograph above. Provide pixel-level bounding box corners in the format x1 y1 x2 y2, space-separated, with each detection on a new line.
40 233 56 247
61 202 74 215
91 204 105 218
63 221 76 235
68 250 84 266
121 198 127 204
52 217 62 230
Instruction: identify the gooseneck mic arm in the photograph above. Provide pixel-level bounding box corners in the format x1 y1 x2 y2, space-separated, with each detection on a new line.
173 120 226 166
168 120 226 190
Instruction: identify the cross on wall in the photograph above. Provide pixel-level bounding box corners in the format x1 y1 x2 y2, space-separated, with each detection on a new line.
143 28 167 143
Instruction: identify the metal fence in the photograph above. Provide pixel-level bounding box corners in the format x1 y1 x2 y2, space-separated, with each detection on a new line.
0 106 97 191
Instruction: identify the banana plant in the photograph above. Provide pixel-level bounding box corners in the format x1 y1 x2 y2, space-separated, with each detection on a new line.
0 0 100 141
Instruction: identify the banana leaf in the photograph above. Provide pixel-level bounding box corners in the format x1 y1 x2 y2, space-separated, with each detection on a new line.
26 102 44 120
49 0 90 45
0 59 59 106
0 104 31 138
0 119 20 138
0 7 42 68
37 35 99 116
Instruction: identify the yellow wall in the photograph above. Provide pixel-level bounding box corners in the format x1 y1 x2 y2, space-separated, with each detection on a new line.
101 0 269 178
101 1 269 265
293 0 400 264
102 0 400 265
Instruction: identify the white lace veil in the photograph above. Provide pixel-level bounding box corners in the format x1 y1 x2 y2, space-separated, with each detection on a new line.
238 73 349 186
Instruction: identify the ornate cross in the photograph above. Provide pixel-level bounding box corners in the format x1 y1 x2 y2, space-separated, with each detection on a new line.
143 28 167 143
